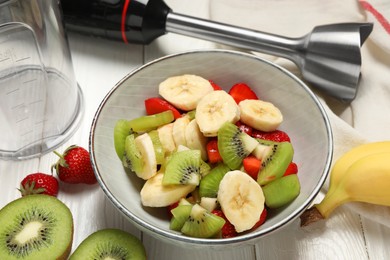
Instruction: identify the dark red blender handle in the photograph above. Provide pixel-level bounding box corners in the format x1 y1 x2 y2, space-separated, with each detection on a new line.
60 0 171 44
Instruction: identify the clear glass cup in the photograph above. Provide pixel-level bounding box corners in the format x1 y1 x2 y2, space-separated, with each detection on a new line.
0 0 84 160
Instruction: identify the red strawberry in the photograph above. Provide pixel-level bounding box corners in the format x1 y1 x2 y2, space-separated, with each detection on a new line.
242 156 261 180
52 145 97 184
228 83 258 104
283 162 298 176
235 121 253 136
206 138 223 164
251 208 268 230
144 97 181 119
209 80 223 91
212 209 238 238
252 129 291 142
19 173 59 197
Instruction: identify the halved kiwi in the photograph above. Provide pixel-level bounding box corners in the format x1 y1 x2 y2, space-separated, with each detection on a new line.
217 122 259 170
69 229 146 260
0 195 73 260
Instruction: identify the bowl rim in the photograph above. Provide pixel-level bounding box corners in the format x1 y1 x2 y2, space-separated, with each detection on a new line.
89 49 333 246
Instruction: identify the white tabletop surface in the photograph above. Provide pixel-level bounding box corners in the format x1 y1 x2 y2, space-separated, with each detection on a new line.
1 1 390 259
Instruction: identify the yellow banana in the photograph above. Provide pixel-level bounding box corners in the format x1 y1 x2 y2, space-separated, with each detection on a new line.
301 142 390 226
316 152 390 218
329 141 390 187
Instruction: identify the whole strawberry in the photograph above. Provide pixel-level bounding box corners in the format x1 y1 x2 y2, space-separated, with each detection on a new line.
19 173 59 197
52 145 97 184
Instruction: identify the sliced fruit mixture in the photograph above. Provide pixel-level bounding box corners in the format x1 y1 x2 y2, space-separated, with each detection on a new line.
114 74 301 239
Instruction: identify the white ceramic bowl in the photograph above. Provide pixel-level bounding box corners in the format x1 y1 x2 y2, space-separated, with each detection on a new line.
89 50 333 248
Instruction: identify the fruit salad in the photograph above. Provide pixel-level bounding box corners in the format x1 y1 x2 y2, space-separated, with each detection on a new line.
114 74 300 239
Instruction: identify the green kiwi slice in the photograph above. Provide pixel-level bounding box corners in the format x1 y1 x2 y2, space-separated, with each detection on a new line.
256 140 294 186
148 130 165 165
162 150 201 186
69 228 146 260
262 174 300 208
0 194 73 260
114 119 133 160
217 122 259 170
122 134 143 174
199 163 230 198
128 110 174 133
181 204 225 238
170 204 193 231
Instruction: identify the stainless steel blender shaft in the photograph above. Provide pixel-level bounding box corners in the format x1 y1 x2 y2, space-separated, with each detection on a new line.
166 12 373 102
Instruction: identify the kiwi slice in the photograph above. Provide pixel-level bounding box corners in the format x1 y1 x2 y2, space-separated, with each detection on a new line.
148 130 165 165
0 194 73 260
199 159 211 177
181 204 225 238
170 204 193 231
199 163 230 198
262 174 300 208
128 110 174 133
122 134 143 173
114 119 133 160
256 140 294 186
162 150 201 186
69 229 146 260
217 122 258 170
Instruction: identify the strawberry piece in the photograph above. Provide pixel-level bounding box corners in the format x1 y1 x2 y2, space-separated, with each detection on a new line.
212 209 238 238
209 80 223 91
251 208 268 230
252 129 291 142
144 97 181 119
19 173 59 197
52 145 97 184
235 121 253 136
283 162 298 176
228 83 259 104
242 156 261 179
206 138 223 164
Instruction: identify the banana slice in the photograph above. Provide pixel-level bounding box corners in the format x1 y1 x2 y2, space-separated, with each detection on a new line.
196 90 240 137
157 123 176 155
140 173 196 207
185 119 208 161
134 133 157 180
218 170 265 232
172 116 191 147
239 99 283 132
159 74 214 111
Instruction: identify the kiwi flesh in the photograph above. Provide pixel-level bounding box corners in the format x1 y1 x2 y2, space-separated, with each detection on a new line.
217 122 258 170
170 204 193 231
256 140 294 186
162 150 201 186
114 119 133 160
262 174 300 208
69 228 146 260
199 163 230 198
122 134 143 173
0 194 73 260
148 130 165 165
181 204 225 238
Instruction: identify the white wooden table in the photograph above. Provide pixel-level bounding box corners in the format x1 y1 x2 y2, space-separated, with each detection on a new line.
1 1 390 259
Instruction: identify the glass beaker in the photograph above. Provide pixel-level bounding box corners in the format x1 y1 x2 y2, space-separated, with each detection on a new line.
0 0 84 160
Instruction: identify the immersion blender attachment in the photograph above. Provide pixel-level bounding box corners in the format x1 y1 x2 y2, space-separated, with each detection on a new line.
60 0 373 101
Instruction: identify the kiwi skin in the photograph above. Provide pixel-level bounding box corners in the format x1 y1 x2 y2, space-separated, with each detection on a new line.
69 228 146 260
0 194 73 260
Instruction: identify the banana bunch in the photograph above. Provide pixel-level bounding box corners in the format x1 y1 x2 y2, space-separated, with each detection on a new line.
300 141 390 226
